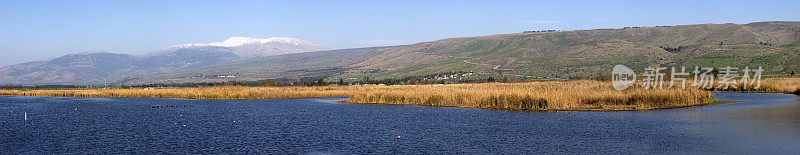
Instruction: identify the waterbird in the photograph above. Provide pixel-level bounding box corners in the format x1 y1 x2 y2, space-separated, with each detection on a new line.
396 136 400 139
24 112 27 123
182 124 187 127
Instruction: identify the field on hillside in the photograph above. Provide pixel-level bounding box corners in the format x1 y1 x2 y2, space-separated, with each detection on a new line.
0 80 717 111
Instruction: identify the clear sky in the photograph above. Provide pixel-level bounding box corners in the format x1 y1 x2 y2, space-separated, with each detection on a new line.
1 0 799 66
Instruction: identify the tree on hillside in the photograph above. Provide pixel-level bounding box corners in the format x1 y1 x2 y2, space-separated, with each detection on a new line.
792 71 796 77
338 79 345 85
362 76 370 84
316 78 327 86
224 80 246 86
408 78 418 85
487 77 496 82
502 76 510 83
258 79 281 86
711 68 719 76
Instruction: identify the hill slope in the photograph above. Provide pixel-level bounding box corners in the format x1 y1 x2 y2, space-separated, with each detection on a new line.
130 21 800 84
348 21 800 80
0 37 330 85
121 46 401 84
6 22 799 85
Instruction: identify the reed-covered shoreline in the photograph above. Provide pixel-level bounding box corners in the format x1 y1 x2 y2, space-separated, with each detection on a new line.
345 80 717 111
0 80 721 111
721 78 800 95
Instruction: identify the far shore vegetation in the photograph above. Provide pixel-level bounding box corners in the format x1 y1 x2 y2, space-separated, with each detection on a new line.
0 77 797 111
721 77 800 95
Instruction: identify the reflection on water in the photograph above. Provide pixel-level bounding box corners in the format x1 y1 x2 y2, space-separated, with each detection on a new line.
688 93 800 154
0 92 798 154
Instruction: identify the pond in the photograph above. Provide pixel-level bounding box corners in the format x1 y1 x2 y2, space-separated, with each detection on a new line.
1 92 798 154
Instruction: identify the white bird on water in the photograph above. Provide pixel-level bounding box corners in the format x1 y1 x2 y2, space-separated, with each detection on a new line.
24 112 27 123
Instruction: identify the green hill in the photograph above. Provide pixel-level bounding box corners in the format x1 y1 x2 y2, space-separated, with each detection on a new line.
122 21 800 85
121 46 401 84
348 21 800 81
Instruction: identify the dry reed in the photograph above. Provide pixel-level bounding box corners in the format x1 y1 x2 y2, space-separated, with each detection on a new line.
721 77 800 94
346 80 715 110
0 80 716 111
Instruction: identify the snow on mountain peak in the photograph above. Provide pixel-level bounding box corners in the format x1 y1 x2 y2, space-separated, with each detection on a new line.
171 37 318 48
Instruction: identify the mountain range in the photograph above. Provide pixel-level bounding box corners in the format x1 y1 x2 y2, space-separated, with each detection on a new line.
0 37 330 85
120 21 800 85
2 21 799 86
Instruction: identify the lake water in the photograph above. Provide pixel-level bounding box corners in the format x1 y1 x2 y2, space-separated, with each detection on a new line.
1 92 799 154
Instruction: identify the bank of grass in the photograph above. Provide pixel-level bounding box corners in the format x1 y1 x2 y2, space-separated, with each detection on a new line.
714 77 800 94
0 86 354 100
346 80 715 111
750 78 800 94
0 80 715 111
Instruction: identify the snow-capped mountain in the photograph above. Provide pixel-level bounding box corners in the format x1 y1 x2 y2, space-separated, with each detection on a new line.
174 37 318 47
0 37 332 85
160 37 331 58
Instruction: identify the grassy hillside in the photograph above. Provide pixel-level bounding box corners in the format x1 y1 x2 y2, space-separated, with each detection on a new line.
0 52 139 85
121 46 401 84
119 21 800 85
348 21 800 81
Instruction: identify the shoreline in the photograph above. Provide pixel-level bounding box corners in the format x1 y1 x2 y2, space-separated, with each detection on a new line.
13 80 797 111
339 99 744 111
0 93 744 111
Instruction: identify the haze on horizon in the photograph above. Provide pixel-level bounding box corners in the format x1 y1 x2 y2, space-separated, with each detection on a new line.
1 0 799 67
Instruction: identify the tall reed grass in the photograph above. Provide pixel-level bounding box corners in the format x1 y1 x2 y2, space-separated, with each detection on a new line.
0 80 715 111
0 86 355 100
721 78 800 94
346 80 715 110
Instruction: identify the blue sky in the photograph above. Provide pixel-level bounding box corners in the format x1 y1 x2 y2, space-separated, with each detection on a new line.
1 0 799 66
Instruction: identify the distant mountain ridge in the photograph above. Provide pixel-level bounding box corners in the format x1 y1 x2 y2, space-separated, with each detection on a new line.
120 46 402 84
3 21 800 86
122 21 800 85
348 21 800 80
0 37 331 85
157 37 330 58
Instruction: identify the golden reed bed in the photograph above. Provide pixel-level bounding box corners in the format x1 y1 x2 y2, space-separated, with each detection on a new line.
0 80 724 111
346 80 717 110
727 78 800 94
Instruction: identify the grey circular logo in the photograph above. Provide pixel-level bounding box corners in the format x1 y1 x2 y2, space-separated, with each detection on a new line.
612 65 636 91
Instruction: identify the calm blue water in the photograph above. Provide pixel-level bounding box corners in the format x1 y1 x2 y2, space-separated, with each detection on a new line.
1 92 799 154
